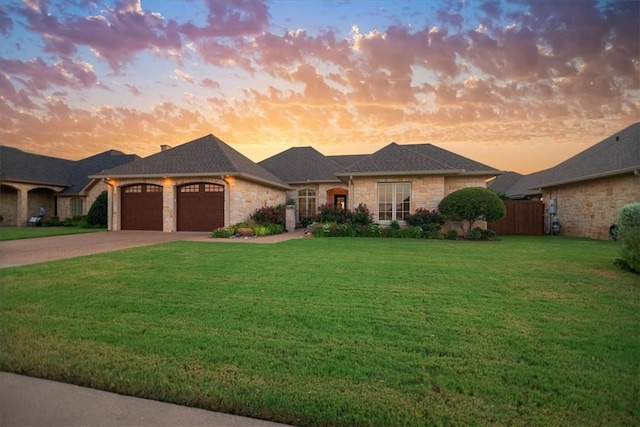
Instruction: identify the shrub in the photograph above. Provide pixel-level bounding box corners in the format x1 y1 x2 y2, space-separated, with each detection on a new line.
438 187 506 238
87 191 108 227
212 227 235 238
315 204 347 224
467 227 484 241
349 203 374 227
616 203 640 273
404 208 445 234
445 230 459 240
45 216 63 226
250 205 285 227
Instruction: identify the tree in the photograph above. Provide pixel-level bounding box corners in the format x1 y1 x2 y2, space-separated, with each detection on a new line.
616 202 640 273
87 191 108 227
438 187 506 238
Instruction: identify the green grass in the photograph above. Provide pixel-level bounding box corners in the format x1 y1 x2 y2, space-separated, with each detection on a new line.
1 236 638 426
0 226 104 241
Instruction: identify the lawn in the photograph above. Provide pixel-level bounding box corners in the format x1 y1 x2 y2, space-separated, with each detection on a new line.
0 226 104 241
1 236 638 426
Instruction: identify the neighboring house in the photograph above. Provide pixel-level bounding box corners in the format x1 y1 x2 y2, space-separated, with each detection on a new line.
92 134 292 232
489 122 639 239
0 146 138 226
262 141 501 225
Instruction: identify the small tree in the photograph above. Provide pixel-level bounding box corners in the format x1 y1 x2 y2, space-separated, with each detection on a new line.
616 202 640 273
87 191 108 227
438 187 506 238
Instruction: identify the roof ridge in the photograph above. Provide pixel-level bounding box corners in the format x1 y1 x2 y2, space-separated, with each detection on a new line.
403 143 456 169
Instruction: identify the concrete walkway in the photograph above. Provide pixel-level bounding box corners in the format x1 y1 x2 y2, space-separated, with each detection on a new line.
0 372 290 427
0 229 304 426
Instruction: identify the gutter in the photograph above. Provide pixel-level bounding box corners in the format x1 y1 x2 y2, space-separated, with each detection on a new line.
90 172 293 191
526 167 640 190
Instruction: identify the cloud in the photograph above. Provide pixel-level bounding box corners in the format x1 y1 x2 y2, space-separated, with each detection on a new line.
124 83 141 96
200 78 220 89
0 57 98 92
180 0 269 39
0 4 13 35
15 0 182 72
173 69 194 83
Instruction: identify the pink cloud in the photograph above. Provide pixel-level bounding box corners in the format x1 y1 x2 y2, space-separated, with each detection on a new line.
16 0 182 72
200 78 220 89
180 0 269 39
124 83 141 96
0 57 97 92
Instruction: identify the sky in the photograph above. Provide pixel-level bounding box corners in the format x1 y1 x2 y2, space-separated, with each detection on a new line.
0 0 638 174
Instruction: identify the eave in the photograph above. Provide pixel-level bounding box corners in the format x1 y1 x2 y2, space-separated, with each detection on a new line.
527 167 640 190
90 171 292 191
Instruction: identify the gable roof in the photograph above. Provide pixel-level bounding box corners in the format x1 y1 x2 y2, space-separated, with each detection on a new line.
259 147 345 184
0 146 136 193
62 150 140 194
336 142 501 179
487 122 639 199
95 134 291 190
529 121 639 189
328 154 368 168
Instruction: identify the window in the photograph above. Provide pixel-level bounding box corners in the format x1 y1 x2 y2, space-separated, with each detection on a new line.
146 185 162 192
70 197 83 217
124 185 142 193
204 184 224 192
298 189 316 222
378 182 411 222
180 184 199 193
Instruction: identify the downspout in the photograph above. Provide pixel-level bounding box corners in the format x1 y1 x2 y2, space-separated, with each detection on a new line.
349 175 354 211
103 178 114 231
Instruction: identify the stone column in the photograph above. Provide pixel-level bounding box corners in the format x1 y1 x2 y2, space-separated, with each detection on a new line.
286 205 296 231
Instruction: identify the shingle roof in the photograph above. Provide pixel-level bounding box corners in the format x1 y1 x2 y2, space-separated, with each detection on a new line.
530 121 639 189
488 122 639 198
96 134 291 190
259 147 345 183
62 150 139 194
337 142 501 177
1 146 75 186
327 154 367 168
0 146 136 193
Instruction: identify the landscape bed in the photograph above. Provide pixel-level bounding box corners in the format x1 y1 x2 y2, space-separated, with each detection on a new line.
1 236 638 426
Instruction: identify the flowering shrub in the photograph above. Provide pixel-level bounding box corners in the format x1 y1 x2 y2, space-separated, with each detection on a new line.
250 205 285 227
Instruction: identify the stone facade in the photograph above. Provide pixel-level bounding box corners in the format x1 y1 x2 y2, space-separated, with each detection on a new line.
106 176 285 232
348 175 487 223
0 182 64 226
542 173 640 239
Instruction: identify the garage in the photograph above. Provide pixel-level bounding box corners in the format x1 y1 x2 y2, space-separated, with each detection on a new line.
121 184 163 230
177 182 224 231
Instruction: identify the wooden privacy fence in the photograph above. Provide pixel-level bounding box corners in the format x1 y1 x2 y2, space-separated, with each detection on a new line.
488 200 544 236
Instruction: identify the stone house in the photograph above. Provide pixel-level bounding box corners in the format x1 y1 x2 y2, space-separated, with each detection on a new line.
260 142 501 226
3 133 502 232
92 134 292 232
0 146 138 226
489 122 639 239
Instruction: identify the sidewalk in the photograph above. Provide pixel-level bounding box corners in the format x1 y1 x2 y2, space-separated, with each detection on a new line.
0 372 291 427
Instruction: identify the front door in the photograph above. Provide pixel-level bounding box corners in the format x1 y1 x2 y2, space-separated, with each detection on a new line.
334 195 347 210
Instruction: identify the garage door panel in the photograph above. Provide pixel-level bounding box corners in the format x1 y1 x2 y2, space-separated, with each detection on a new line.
177 183 224 231
121 184 163 230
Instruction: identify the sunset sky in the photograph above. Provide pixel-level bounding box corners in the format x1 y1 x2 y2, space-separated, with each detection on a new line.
1 0 638 174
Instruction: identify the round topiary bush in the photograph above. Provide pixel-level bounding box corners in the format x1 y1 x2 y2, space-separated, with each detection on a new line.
438 187 506 238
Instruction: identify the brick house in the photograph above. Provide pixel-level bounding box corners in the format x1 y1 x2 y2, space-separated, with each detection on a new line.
0 146 138 226
489 122 640 239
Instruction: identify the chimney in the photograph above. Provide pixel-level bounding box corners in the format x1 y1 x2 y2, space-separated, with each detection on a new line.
161 144 172 152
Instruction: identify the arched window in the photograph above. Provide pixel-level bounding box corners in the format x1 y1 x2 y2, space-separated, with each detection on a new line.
298 189 316 222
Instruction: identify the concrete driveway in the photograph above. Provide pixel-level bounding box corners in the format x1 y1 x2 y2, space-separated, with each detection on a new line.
0 230 210 268
0 229 305 268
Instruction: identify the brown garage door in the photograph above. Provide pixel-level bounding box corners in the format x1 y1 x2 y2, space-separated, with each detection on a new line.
121 184 163 230
177 183 225 231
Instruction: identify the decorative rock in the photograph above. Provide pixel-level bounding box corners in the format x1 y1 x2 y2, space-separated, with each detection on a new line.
236 228 255 237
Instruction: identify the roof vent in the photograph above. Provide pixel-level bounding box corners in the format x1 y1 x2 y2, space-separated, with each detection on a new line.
161 145 172 152
615 136 620 141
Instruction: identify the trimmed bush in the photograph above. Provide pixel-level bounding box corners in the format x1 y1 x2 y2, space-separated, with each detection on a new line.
445 230 459 240
616 203 640 273
404 208 445 235
250 205 285 227
87 191 108 227
438 187 506 238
